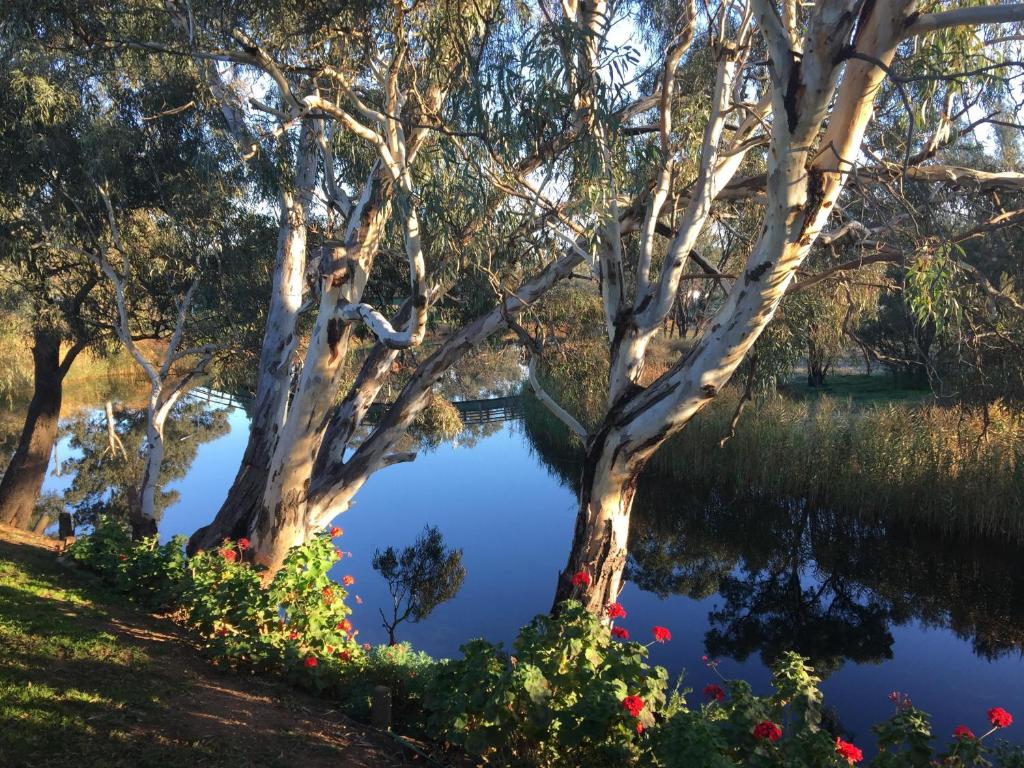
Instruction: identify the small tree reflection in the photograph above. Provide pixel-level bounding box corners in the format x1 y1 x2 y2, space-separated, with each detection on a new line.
372 525 466 645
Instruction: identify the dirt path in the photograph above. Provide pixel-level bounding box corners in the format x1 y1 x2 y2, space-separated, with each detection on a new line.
0 524 416 768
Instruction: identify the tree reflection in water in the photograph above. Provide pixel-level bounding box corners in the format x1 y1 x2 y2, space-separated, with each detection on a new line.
522 391 1024 677
59 400 229 529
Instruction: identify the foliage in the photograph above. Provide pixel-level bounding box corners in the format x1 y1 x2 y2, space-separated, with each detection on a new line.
62 523 1024 766
426 600 669 766
372 524 466 644
67 515 186 608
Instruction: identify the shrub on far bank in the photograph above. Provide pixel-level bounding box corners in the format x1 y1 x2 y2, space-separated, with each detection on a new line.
67 521 1023 767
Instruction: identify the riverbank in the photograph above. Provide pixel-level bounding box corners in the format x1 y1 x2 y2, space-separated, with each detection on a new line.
0 524 410 768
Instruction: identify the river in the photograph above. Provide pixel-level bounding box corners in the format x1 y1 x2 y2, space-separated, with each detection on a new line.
7 373 1024 749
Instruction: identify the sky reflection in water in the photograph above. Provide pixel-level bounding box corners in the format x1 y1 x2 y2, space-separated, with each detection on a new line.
35 401 1024 748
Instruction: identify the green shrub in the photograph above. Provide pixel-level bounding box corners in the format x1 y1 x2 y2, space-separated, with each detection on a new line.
426 600 668 766
68 525 1024 767
68 516 186 608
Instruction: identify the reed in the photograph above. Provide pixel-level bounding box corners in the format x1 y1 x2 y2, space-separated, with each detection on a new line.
524 366 1024 543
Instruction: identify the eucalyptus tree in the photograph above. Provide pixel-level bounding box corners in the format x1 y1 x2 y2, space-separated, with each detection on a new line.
92 0 659 573
1 6 242 532
533 0 1024 612
0 49 106 528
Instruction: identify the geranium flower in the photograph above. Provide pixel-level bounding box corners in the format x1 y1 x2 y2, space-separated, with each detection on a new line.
605 602 627 619
953 725 975 740
342 575 355 586
989 707 1013 728
330 526 343 537
339 650 351 662
612 627 630 640
334 549 343 560
337 619 352 633
652 626 672 643
571 571 591 588
702 683 725 703
288 630 299 641
635 722 644 734
835 737 863 764
304 655 318 668
621 695 645 718
220 548 237 562
237 537 250 551
752 721 782 742
325 645 333 654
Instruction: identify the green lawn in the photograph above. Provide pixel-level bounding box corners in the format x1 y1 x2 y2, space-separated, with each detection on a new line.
784 373 933 406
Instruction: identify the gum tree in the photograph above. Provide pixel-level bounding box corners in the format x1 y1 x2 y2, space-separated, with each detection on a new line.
542 0 1024 611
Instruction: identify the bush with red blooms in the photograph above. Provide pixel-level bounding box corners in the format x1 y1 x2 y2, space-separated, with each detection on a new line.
426 599 668 767
571 570 591 587
990 707 1014 729
753 721 782 742
70 527 1024 768
606 602 627 619
702 683 725 703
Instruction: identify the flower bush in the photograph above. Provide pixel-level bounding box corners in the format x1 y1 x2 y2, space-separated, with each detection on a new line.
69 525 1024 767
68 516 186 608
425 600 669 766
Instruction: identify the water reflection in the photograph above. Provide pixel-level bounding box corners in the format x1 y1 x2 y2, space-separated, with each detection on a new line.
59 400 229 527
521 394 1024 674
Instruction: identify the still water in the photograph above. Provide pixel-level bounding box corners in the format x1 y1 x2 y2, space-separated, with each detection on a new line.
18 381 1024 749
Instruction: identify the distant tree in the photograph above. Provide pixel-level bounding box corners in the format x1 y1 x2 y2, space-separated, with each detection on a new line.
372 525 466 645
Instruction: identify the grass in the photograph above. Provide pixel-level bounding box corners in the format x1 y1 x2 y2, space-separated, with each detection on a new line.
526 363 1024 544
0 527 404 768
784 373 932 406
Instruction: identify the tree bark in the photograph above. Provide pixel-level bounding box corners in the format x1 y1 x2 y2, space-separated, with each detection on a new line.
187 124 319 554
552 425 644 613
0 330 65 529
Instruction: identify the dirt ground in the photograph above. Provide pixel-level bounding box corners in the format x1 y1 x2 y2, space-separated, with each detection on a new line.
0 524 419 768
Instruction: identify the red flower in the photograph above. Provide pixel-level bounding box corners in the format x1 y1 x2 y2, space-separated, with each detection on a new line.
330 526 343 537
220 548 237 562
702 683 725 703
571 571 591 588
362 643 372 651
342 575 355 586
612 627 630 640
621 695 645 718
288 630 299 640
953 725 975 740
835 738 863 764
304 655 318 668
118 554 127 561
652 626 672 643
237 537 250 551
752 721 782 742
334 549 343 560
605 602 627 619
216 627 228 637
322 586 333 600
337 619 353 633
635 722 644 735
325 645 333 654
339 650 351 662
989 707 1013 728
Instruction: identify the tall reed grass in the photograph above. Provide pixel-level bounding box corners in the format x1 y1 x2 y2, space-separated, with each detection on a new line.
524 365 1024 544
651 392 1024 542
